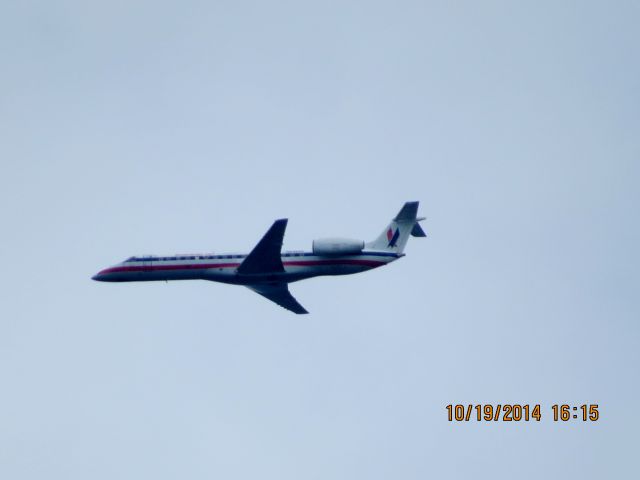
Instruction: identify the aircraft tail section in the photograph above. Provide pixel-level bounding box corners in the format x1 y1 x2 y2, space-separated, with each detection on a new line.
366 201 426 254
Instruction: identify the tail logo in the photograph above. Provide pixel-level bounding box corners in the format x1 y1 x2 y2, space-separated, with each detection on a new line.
386 227 400 247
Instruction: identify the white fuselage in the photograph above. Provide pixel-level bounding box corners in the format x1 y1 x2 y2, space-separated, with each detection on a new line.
93 250 401 285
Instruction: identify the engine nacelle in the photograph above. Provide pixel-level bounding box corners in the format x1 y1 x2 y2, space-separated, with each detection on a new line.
312 238 364 256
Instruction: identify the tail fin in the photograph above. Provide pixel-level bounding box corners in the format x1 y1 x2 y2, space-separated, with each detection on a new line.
366 201 426 254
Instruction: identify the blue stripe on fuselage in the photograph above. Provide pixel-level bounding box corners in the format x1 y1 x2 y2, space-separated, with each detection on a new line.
128 250 399 262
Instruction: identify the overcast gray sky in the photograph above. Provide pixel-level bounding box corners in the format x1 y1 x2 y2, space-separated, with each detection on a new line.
1 1 638 478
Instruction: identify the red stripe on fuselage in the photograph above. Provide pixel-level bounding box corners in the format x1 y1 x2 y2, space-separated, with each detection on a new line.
100 258 386 275
100 263 240 275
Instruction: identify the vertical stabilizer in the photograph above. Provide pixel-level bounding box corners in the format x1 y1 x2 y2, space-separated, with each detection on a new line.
366 201 425 254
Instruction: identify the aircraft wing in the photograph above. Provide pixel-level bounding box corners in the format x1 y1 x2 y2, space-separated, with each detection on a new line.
246 283 309 314
237 219 287 275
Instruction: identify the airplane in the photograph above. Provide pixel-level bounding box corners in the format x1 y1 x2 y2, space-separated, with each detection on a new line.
92 201 426 314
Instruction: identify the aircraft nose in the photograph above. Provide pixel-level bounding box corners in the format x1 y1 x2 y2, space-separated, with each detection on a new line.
92 272 105 281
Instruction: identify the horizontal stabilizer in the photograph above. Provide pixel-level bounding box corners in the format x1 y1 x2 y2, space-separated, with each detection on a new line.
411 222 427 237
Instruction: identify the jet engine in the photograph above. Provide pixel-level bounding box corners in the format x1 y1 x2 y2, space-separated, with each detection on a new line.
312 238 364 256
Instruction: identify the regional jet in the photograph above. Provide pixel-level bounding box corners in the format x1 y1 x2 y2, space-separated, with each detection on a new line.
92 201 426 314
